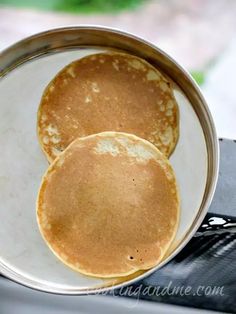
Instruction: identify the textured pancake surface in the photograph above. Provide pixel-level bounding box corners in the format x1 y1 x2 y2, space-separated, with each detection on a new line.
37 52 179 162
37 132 180 278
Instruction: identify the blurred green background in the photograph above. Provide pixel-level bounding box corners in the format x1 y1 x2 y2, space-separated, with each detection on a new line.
0 0 144 13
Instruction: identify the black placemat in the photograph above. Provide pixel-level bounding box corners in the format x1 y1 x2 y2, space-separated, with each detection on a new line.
115 139 236 313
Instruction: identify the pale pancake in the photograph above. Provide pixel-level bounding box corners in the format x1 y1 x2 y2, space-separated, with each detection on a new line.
37 132 180 278
37 52 179 162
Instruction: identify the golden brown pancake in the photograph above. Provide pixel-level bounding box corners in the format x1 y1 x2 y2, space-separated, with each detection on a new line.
37 52 179 162
37 132 180 278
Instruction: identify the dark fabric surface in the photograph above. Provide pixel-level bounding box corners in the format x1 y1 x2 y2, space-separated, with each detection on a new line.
208 138 236 216
115 139 236 313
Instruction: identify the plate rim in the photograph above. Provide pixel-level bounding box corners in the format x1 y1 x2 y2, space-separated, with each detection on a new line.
0 25 219 295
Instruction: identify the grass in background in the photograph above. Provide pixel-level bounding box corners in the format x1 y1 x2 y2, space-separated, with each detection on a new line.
190 70 205 86
0 0 145 13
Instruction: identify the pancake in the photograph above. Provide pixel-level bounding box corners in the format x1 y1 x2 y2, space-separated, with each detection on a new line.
37 132 180 278
37 52 179 162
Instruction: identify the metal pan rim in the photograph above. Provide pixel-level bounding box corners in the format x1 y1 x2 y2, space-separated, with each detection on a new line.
0 25 219 295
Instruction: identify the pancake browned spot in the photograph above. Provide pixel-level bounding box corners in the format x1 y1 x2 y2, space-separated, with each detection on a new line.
37 132 180 278
37 52 179 162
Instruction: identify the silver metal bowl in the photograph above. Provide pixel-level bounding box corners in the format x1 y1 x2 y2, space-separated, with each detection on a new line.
0 26 219 294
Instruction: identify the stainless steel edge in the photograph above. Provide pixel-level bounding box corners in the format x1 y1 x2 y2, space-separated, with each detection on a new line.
0 25 219 295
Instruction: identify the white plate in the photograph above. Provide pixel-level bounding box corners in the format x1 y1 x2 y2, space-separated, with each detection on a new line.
0 26 219 294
